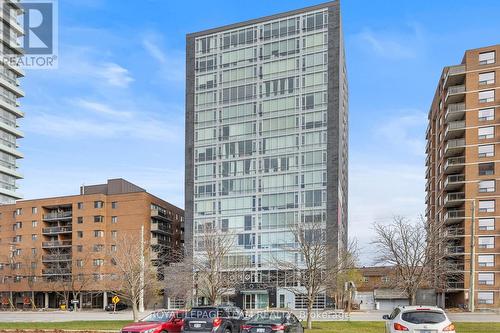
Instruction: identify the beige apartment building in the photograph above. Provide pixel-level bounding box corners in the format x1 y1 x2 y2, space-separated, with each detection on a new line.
426 45 499 309
0 178 184 309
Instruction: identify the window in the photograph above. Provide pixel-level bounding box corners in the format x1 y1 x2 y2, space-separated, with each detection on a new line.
32 220 37 228
94 230 104 238
478 254 494 267
31 262 37 269
381 276 390 283
77 231 83 238
94 201 104 209
478 126 494 139
111 201 118 209
362 276 368 282
479 180 495 193
479 72 495 85
479 51 495 65
77 245 83 252
31 207 37 214
111 244 117 252
111 230 117 239
93 259 104 267
76 260 83 267
478 236 495 249
111 216 118 224
15 208 22 216
93 244 104 252
31 248 36 255
478 144 494 157
478 273 494 285
94 215 104 223
479 200 495 212
478 292 494 305
14 221 22 229
31 234 37 241
77 216 83 224
77 202 83 209
479 162 495 176
478 108 495 121
478 90 494 103
479 218 495 231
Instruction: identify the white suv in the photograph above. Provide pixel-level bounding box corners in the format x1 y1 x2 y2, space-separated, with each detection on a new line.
383 306 456 333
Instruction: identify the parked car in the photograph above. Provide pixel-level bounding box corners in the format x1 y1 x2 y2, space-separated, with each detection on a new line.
382 306 456 333
240 311 303 333
121 310 186 333
105 302 128 311
183 305 244 333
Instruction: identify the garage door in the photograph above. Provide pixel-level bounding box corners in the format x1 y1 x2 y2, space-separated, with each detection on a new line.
378 299 409 311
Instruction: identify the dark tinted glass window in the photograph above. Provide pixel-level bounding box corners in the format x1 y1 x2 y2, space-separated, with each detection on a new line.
402 311 446 324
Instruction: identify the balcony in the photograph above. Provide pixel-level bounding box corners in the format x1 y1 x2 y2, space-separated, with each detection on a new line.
42 240 72 248
445 103 466 122
444 174 465 191
42 268 71 276
443 64 466 88
446 246 465 255
150 237 168 246
445 227 465 238
445 85 466 104
444 210 465 224
151 222 171 234
151 208 170 221
444 192 465 207
42 254 72 262
444 156 465 174
444 120 465 140
444 138 466 157
42 225 72 235
448 263 465 272
446 282 465 290
425 154 430 167
43 211 72 221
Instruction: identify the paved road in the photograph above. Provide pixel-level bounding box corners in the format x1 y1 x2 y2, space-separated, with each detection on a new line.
0 309 498 323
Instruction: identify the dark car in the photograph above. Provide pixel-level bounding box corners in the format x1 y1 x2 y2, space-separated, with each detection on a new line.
121 310 186 333
240 311 303 333
105 302 128 311
183 305 245 333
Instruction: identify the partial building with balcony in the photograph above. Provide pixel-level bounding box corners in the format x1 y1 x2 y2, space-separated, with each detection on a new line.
0 178 184 309
0 0 25 203
426 45 500 310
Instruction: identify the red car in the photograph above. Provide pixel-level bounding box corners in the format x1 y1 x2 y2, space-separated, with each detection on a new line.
121 310 186 333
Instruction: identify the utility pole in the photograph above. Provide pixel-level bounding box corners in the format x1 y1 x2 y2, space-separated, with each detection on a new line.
139 225 145 312
468 200 475 312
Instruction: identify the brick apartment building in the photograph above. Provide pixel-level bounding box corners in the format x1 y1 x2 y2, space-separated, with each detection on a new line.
426 45 500 309
0 179 184 309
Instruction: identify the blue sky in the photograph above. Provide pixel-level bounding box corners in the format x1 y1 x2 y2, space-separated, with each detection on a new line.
19 0 500 260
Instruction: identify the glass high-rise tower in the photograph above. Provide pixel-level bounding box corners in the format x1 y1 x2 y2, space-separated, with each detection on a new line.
185 1 348 310
0 0 24 203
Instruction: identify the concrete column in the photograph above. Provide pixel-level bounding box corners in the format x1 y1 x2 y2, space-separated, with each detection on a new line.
79 293 83 310
103 291 108 309
44 292 49 308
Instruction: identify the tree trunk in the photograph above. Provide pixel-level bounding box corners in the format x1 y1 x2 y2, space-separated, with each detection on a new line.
132 299 139 322
306 300 313 329
410 292 416 305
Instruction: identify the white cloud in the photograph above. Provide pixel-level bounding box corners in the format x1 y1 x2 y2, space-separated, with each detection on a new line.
73 99 134 118
354 23 425 60
375 111 427 157
97 63 134 88
142 33 185 83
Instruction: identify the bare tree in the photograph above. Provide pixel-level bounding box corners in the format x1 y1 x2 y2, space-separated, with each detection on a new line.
371 216 456 305
192 226 240 305
272 221 358 329
106 233 162 321
162 246 193 307
18 251 42 309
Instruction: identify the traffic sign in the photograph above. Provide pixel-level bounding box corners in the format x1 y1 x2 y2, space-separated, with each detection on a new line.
23 297 30 305
71 299 79 304
112 296 120 304
2 297 9 305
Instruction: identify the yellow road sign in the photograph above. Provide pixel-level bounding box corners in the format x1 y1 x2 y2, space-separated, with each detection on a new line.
112 296 120 304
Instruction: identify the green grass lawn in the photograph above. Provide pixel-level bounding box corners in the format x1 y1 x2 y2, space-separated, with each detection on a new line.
0 321 498 333
307 321 500 333
0 320 132 331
